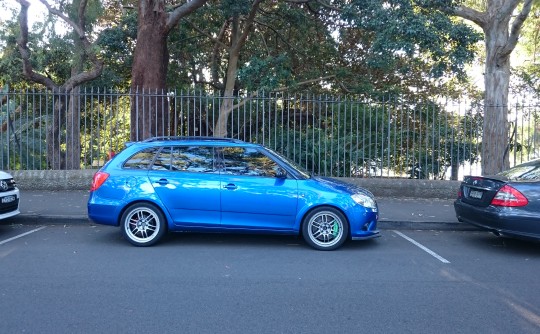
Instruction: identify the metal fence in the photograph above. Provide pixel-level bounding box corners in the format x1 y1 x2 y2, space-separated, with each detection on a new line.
1 88 539 180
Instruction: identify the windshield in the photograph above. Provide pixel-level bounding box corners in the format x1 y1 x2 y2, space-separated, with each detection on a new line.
265 147 311 179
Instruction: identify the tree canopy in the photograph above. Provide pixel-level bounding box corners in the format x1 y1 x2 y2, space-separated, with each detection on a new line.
1 0 539 174
0 0 484 96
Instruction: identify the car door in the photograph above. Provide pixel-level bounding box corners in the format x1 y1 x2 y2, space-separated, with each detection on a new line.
219 146 298 231
148 145 221 228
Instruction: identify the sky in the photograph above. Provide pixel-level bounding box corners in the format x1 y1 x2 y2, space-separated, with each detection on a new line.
6 0 70 36
4 0 48 26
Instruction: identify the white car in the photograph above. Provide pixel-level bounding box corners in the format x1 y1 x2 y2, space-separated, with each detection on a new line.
0 171 20 220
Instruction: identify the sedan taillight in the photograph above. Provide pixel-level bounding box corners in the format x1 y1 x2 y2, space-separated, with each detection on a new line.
90 171 109 191
491 185 528 207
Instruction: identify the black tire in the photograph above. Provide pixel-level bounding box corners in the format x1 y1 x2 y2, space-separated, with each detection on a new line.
120 203 167 246
302 207 349 251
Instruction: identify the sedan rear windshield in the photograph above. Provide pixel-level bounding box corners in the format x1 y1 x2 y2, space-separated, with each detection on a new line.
498 164 540 181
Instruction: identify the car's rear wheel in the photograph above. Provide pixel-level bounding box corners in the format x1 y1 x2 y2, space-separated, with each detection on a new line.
121 203 166 246
302 207 348 251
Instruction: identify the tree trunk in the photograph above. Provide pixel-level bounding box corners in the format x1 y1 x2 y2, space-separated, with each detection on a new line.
16 0 104 170
65 36 85 170
449 0 533 175
481 18 511 175
47 93 67 170
128 0 207 140
213 2 262 138
214 16 241 138
130 1 169 141
65 88 81 169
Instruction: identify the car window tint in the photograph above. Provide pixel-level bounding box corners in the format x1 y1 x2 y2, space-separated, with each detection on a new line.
499 164 540 180
152 147 173 171
222 147 280 177
123 148 159 169
169 146 217 173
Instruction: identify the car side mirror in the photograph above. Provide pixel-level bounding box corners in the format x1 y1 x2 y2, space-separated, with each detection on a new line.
275 167 287 179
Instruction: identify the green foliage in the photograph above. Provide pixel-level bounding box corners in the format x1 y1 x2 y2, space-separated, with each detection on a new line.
238 55 293 91
66 0 104 24
219 0 253 17
224 93 481 178
337 0 482 95
1 0 484 100
0 0 106 88
519 5 540 57
513 64 540 96
0 0 505 173
0 89 49 169
0 14 29 87
512 2 540 97
92 12 137 88
80 93 131 167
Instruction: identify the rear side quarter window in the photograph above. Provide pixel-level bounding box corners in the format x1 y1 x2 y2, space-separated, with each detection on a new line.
123 147 160 170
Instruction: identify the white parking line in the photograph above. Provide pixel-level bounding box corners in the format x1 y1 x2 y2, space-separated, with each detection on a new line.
0 226 47 246
393 230 450 264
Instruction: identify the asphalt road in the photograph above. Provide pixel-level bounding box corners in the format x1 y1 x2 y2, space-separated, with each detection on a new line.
1 222 539 334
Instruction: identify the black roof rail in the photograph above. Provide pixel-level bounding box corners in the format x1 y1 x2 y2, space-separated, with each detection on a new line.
142 136 244 143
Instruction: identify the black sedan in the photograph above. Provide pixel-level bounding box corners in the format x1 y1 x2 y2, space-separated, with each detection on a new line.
454 159 540 241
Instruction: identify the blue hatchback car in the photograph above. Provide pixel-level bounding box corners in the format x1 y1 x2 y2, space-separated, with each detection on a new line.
87 137 379 250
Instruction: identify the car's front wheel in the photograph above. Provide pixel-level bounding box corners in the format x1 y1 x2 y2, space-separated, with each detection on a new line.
302 207 348 251
121 203 167 246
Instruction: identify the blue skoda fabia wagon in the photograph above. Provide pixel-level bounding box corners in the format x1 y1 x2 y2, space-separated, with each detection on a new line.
87 137 379 250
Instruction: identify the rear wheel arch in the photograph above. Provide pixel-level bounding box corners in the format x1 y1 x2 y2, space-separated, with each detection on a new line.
119 201 168 246
117 200 168 226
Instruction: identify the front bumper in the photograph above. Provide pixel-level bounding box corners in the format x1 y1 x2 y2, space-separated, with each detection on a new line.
349 209 380 240
0 188 20 220
351 230 380 240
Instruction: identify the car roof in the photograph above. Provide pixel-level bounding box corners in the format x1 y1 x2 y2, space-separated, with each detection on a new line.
126 136 258 148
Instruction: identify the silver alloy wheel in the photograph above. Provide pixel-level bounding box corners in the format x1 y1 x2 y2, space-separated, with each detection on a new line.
306 211 344 248
123 206 161 244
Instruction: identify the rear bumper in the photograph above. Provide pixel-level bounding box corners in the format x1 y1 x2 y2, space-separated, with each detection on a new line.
87 192 123 226
454 199 540 241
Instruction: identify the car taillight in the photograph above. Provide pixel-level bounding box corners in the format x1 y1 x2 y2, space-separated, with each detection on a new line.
491 185 528 207
90 171 109 191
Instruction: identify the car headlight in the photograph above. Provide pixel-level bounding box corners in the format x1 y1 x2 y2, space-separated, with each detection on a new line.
351 193 377 210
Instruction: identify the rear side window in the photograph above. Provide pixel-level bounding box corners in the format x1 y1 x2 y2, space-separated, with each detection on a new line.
123 147 159 169
152 146 217 173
